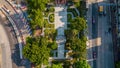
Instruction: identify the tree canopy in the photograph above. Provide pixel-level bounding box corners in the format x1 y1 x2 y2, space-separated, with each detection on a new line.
69 17 87 31
116 61 120 68
23 37 50 65
27 0 49 29
51 64 63 68
74 60 91 68
65 17 87 59
65 13 89 67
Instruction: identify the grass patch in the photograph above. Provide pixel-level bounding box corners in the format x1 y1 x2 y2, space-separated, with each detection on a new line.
49 14 54 23
44 19 54 28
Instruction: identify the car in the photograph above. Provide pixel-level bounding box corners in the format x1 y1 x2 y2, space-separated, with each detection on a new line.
92 17 95 23
86 36 89 47
103 11 107 16
21 6 26 9
93 51 97 59
7 9 11 13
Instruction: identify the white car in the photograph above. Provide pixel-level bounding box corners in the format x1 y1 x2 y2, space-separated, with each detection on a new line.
7 9 11 13
86 36 89 47
92 18 95 23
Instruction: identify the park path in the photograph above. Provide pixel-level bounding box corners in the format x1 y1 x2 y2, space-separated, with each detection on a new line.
54 6 67 59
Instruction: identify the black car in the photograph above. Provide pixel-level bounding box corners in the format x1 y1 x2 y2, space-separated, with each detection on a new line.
93 51 97 59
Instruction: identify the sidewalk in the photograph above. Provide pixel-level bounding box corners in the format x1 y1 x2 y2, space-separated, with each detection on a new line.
54 6 67 59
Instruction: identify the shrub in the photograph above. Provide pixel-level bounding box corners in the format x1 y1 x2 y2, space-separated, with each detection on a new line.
44 12 49 17
49 7 55 12
67 8 78 17
44 19 54 28
67 14 72 22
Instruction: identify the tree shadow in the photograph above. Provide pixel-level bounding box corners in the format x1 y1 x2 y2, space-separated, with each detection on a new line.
11 43 31 68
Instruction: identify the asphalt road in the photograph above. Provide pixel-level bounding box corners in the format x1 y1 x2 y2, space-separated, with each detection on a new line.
87 0 114 68
92 3 98 68
92 1 114 68
96 2 114 68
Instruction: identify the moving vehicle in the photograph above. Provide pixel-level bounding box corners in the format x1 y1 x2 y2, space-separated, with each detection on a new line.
98 6 104 15
98 5 106 16
93 51 97 59
92 16 95 23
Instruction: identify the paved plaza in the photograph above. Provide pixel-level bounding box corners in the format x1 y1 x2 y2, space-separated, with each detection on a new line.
54 6 67 59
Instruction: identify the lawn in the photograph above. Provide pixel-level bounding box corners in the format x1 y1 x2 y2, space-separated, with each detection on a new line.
44 19 54 28
49 14 54 23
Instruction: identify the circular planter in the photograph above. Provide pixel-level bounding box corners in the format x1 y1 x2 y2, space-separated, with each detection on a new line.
49 13 54 23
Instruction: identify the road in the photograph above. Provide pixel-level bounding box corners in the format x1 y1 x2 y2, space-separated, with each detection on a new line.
87 0 114 68
96 0 114 68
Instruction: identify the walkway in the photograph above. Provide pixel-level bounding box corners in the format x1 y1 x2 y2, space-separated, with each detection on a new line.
54 6 67 59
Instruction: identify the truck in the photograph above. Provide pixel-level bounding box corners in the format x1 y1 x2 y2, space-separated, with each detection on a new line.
98 6 104 15
98 5 106 16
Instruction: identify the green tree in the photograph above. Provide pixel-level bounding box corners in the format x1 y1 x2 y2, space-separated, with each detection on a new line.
51 64 63 68
26 0 49 29
70 17 87 31
74 60 91 68
30 9 44 29
48 41 57 50
66 29 79 38
116 61 120 68
27 0 48 11
23 37 50 65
